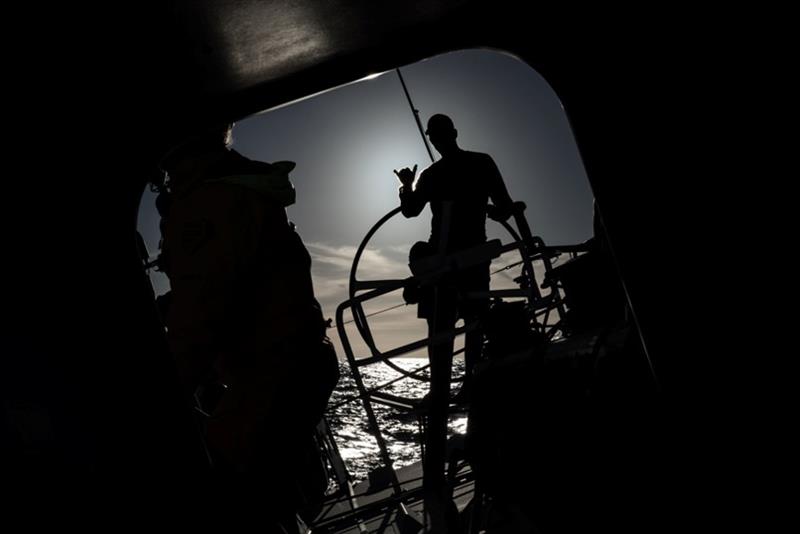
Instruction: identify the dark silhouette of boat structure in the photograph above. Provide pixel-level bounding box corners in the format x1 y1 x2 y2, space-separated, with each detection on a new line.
4 1 715 531
307 197 653 532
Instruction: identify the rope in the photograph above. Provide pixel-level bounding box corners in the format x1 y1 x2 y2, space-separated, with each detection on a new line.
332 302 407 328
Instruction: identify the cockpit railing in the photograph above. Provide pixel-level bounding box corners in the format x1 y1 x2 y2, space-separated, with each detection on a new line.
330 202 568 513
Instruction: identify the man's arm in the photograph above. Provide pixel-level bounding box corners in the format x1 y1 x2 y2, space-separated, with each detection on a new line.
396 165 428 218
486 155 514 221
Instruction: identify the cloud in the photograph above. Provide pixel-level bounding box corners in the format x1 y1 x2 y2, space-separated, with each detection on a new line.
308 242 408 278
307 241 410 316
307 241 425 360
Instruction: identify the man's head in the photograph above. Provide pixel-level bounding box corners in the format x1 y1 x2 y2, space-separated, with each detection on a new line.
160 123 234 178
425 114 458 156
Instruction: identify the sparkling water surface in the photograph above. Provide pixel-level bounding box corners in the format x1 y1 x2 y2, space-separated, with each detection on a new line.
325 359 467 482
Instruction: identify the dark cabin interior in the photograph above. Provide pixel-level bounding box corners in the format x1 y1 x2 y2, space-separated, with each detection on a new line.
5 0 726 526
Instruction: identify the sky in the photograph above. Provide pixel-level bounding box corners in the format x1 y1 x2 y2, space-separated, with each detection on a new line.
137 48 594 359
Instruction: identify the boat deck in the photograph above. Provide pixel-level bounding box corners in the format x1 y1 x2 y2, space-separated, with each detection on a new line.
312 458 475 533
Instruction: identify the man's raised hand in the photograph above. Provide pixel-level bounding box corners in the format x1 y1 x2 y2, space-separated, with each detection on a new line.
393 164 418 187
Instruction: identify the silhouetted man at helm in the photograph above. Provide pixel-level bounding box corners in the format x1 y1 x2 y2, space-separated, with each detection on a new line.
158 123 338 528
395 113 514 530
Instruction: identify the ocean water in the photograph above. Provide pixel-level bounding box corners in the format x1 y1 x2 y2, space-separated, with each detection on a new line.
325 358 468 482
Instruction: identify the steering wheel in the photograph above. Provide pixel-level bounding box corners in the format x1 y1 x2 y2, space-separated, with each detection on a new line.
346 206 538 382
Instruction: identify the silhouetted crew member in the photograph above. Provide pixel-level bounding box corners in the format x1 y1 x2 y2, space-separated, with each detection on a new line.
159 124 337 526
394 113 513 529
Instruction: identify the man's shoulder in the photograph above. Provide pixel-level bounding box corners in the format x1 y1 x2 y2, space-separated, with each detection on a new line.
422 151 494 177
418 161 439 182
178 180 254 217
423 158 445 172
462 150 494 163
215 149 274 176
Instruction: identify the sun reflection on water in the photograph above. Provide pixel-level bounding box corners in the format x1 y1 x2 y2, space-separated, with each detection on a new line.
325 358 467 482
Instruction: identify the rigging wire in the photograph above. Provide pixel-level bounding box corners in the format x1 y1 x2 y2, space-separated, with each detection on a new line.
396 68 436 164
333 302 407 328
490 259 526 276
490 253 565 277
